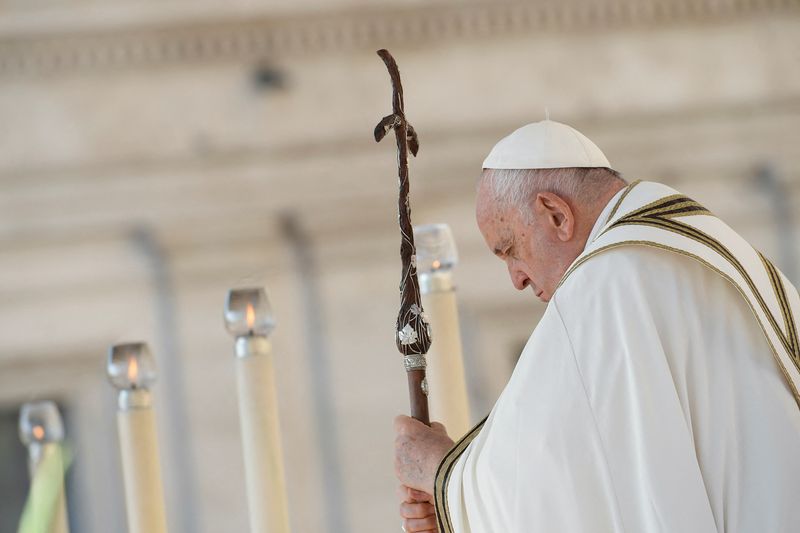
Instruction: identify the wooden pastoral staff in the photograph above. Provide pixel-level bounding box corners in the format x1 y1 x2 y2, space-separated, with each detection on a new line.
373 49 433 425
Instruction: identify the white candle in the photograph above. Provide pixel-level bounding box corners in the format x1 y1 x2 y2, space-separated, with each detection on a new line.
224 288 291 533
108 343 168 533
19 400 70 533
415 224 472 438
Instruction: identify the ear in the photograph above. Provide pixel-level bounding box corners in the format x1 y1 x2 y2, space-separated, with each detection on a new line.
532 192 575 241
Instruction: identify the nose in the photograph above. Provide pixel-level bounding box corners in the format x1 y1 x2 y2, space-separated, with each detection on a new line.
507 260 531 291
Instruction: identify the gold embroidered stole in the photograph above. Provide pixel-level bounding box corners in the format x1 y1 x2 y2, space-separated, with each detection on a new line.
434 416 487 533
562 180 800 407
433 180 800 532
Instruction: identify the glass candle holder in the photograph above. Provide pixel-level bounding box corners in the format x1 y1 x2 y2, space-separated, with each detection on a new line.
224 287 276 338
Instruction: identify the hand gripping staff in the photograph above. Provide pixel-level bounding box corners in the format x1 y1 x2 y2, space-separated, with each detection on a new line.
374 49 432 425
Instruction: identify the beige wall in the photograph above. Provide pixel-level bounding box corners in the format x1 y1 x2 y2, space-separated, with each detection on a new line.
0 1 798 532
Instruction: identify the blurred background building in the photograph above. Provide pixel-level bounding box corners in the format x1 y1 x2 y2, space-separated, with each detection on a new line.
0 0 798 531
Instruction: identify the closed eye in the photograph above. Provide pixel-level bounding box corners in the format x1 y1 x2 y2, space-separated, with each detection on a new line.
494 245 514 260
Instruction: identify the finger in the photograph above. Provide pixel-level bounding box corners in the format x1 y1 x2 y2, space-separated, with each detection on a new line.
399 485 432 504
397 485 422 503
403 515 438 532
397 484 412 502
400 501 435 519
408 488 433 502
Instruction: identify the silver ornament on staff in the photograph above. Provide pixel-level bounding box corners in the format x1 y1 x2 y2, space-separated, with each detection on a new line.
107 342 168 533
224 287 291 533
19 400 70 533
414 223 472 438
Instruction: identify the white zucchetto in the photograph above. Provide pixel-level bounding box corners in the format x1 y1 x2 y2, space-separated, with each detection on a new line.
483 120 611 170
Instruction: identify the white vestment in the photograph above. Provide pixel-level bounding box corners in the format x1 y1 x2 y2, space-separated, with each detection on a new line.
434 181 800 533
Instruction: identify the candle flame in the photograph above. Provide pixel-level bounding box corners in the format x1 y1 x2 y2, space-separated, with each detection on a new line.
32 425 45 440
128 356 139 384
246 303 256 331
432 260 441 270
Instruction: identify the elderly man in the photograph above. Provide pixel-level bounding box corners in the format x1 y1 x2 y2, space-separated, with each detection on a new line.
394 120 800 532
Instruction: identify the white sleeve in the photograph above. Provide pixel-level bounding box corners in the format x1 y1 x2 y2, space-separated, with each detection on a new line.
436 249 720 533
435 303 624 532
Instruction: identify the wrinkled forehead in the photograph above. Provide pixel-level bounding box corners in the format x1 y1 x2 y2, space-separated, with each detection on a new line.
475 172 502 217
475 173 514 225
476 187 516 246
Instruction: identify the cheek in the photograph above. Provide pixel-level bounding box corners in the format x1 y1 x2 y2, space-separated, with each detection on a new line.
518 235 543 268
540 251 574 289
521 240 557 283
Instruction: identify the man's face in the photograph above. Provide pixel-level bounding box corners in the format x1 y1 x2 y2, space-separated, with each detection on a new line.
475 181 574 303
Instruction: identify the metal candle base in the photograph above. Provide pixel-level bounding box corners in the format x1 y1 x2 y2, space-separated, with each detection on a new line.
420 271 455 294
118 389 153 410
234 335 271 359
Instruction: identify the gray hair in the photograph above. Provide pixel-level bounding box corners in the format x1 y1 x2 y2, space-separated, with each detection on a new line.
481 167 626 220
